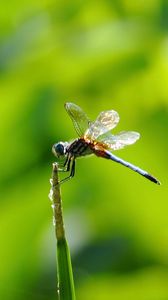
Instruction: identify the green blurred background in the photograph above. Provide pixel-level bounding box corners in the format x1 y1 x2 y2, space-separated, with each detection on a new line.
0 1 168 299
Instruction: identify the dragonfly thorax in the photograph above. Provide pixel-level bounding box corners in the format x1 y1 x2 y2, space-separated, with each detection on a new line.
66 138 93 158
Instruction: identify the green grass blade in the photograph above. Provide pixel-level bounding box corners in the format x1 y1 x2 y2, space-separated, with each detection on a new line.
49 163 76 300
57 238 76 300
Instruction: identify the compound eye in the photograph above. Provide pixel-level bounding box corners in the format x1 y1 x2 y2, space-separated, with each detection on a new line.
52 143 65 157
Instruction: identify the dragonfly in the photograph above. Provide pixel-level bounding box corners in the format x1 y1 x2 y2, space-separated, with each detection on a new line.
52 102 160 185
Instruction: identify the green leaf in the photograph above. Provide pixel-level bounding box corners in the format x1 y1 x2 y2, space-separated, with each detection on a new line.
57 238 76 300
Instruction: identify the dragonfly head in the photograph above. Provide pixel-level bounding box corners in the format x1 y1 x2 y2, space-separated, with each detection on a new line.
52 142 68 158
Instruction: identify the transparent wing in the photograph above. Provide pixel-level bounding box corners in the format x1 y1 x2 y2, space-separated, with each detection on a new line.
65 102 90 136
85 110 119 140
99 131 140 150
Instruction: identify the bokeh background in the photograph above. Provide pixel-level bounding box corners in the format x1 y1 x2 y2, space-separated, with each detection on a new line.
0 1 168 299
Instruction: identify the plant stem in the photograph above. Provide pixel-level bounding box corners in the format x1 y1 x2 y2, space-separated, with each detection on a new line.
49 163 76 300
50 163 65 240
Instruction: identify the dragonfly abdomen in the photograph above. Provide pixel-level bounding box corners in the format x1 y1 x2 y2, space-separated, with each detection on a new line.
102 150 160 184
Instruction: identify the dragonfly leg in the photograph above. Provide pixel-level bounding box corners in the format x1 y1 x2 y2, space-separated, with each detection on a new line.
60 158 76 184
59 157 76 184
57 154 71 172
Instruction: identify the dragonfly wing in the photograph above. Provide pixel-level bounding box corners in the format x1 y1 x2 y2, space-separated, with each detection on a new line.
85 110 119 140
99 131 140 150
65 102 90 136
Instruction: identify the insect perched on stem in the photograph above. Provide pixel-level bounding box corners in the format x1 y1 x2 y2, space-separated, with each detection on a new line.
52 102 160 185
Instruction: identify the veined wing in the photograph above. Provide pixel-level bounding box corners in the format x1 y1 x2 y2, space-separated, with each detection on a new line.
65 102 90 136
99 131 140 150
85 110 119 140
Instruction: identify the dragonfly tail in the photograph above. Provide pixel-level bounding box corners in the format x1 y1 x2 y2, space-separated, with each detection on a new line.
142 173 160 185
104 151 160 185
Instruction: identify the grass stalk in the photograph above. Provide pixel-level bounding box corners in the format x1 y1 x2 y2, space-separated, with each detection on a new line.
49 163 76 300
